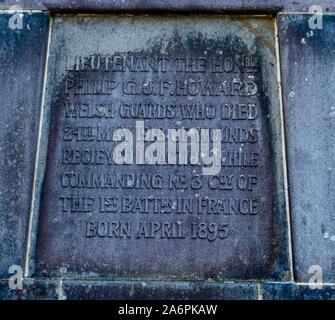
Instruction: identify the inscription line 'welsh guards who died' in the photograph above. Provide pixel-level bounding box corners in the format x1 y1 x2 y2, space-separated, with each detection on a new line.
34 15 289 281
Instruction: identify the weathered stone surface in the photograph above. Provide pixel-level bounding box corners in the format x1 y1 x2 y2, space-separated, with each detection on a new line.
0 279 59 300
278 14 335 283
261 283 335 300
0 12 49 278
62 280 258 300
33 14 289 281
0 0 334 12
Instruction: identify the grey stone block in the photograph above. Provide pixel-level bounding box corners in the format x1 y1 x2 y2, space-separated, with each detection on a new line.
278 14 335 283
62 280 258 300
0 279 59 300
261 283 335 300
0 12 49 278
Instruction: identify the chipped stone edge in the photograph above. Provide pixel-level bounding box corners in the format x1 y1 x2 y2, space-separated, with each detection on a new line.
24 14 54 278
274 16 294 282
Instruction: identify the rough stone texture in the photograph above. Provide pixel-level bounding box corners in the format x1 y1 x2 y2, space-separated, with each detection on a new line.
261 283 335 300
62 280 258 300
0 1 334 12
278 14 335 283
33 14 289 282
0 12 49 278
0 279 59 300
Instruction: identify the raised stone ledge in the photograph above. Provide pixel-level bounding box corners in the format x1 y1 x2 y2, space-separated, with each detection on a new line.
61 281 258 300
0 1 334 13
261 283 335 300
1 280 335 300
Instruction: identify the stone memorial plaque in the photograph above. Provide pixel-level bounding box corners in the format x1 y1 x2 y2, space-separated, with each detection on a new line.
34 15 289 280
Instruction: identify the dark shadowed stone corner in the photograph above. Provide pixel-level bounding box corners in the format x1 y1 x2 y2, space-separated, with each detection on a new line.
0 279 59 300
61 281 258 300
261 283 335 300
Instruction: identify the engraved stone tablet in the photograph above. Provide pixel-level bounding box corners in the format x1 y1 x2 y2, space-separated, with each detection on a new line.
34 15 289 280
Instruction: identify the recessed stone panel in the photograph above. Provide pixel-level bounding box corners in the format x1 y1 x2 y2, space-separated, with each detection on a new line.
34 15 289 281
